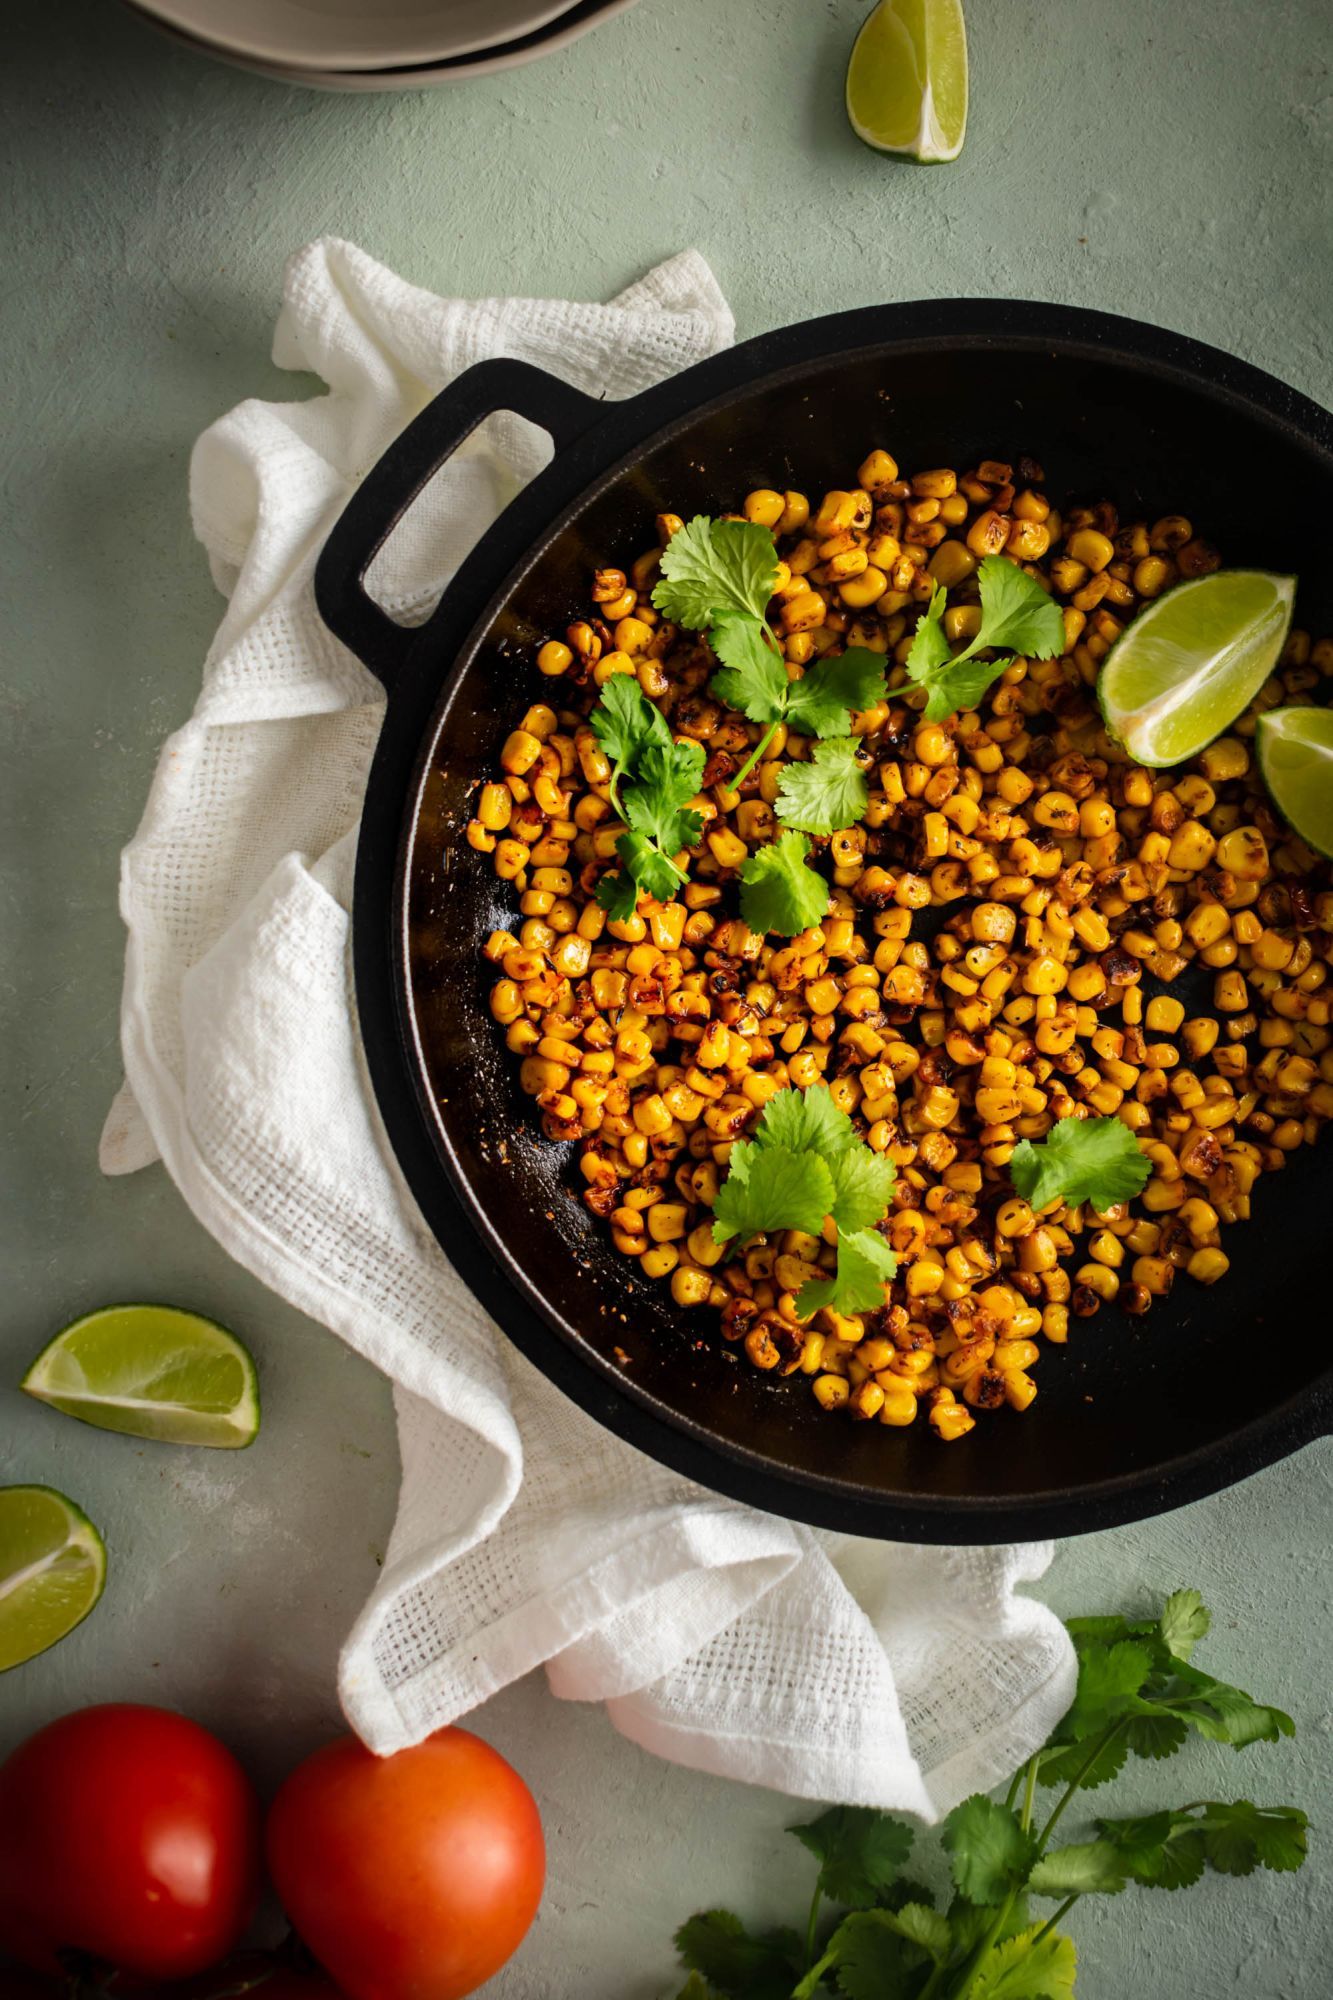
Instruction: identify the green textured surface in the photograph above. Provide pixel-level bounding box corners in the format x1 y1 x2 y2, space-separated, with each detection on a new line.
2 0 1331 1992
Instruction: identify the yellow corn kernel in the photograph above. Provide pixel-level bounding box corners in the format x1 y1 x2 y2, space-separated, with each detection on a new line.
813 1373 850 1411
1187 1247 1230 1285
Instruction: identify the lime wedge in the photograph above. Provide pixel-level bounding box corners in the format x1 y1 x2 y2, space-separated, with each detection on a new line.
22 1304 260 1449
1257 705 1333 858
1098 570 1296 767
0 1486 106 1672
846 0 969 163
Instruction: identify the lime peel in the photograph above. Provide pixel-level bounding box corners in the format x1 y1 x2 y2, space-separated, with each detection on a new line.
22 1303 260 1449
0 1486 106 1673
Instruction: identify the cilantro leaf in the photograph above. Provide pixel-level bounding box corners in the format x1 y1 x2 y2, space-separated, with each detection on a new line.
917 654 1016 726
905 586 953 676
654 516 782 628
941 1797 1038 1907
623 738 706 855
828 1148 899 1234
675 1975 727 2000
590 669 671 786
789 1807 916 1909
968 1924 1077 2000
709 613 791 724
971 554 1066 656
1151 1659 1294 1749
796 1226 897 1318
1063 1638 1156 1739
674 1909 804 2000
1122 1712 1189 1762
1208 1803 1309 1875
1028 1840 1126 1897
711 1145 835 1245
775 737 871 834
1037 1732 1130 1791
755 1081 858 1158
818 1912 929 2000
739 830 831 937
1008 1115 1152 1212
594 863 641 923
905 558 1064 723
784 647 889 736
1159 1589 1211 1662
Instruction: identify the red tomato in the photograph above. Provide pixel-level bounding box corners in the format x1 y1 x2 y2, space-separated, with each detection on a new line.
0 1705 262 1981
266 1728 544 2000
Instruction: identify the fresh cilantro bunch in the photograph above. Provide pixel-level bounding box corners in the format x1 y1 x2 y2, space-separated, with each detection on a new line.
670 1589 1308 2000
591 675 707 920
907 556 1065 724
651 516 888 795
711 1083 897 1316
1009 1115 1152 1213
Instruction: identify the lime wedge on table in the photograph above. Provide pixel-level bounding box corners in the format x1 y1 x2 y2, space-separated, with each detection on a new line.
1098 570 1296 767
1257 705 1333 858
0 1486 106 1672
22 1304 260 1449
846 0 969 163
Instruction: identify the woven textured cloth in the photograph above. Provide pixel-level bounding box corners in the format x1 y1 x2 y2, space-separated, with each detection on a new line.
102 237 1074 1814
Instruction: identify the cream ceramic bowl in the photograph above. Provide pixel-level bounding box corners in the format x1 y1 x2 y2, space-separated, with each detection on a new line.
131 0 588 70
123 0 638 86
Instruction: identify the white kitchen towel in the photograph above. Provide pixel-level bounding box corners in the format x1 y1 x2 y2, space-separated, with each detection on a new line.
102 236 1075 1816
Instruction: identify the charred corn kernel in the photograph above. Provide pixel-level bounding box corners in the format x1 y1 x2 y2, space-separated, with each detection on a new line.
966 509 1010 556
501 729 542 776
1132 1254 1174 1295
1187 1246 1230 1285
782 590 827 633
1145 996 1185 1034
1067 527 1115 572
1167 820 1216 871
813 1373 850 1411
671 1265 713 1306
1201 736 1249 783
929 1393 975 1442
1132 554 1171 597
537 639 574 678
1214 970 1249 1012
1042 1303 1069 1343
1216 825 1270 880
744 487 786 528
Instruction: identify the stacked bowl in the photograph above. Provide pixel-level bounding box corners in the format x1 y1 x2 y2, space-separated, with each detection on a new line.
123 0 638 89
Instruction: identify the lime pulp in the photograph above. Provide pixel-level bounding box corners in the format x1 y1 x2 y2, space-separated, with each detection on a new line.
846 0 969 164
22 1303 260 1449
1257 705 1333 859
0 1486 106 1672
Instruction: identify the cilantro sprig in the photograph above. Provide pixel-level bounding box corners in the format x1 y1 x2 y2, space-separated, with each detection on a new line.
652 516 889 789
711 1083 897 1317
907 555 1065 724
590 675 705 920
668 1588 1308 2000
1009 1115 1152 1213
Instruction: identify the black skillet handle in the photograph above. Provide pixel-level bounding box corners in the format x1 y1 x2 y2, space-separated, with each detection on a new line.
314 358 605 689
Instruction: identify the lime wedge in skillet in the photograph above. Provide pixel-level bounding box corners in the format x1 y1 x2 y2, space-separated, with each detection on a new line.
1257 705 1333 858
1097 569 1296 767
22 1304 260 1449
0 1486 106 1672
846 0 969 163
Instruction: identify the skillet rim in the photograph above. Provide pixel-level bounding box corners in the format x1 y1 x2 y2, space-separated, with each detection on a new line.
345 297 1333 1541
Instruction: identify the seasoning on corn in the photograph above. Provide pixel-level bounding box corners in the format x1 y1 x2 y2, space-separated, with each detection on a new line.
473 452 1333 1442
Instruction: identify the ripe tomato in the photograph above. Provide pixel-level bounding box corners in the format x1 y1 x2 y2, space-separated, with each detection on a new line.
0 1704 261 1981
266 1728 544 2000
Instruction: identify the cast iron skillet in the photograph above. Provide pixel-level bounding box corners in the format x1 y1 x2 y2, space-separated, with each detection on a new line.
315 299 1333 1542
